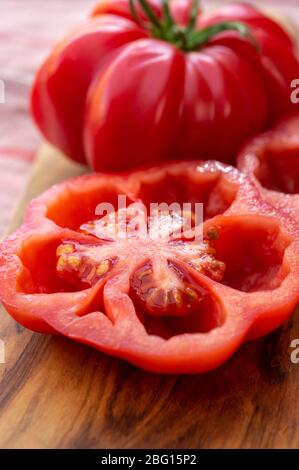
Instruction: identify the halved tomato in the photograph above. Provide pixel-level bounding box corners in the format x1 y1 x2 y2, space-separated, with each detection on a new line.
237 113 299 221
1 161 299 373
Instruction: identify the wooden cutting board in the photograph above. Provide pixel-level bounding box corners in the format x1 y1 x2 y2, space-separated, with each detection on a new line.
0 144 299 449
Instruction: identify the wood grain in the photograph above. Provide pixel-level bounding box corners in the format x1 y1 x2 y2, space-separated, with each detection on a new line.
0 145 299 449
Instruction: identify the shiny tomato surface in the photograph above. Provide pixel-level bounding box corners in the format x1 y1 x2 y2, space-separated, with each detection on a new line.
31 1 299 171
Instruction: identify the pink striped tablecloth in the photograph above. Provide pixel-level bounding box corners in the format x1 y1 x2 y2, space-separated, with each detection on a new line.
0 0 299 234
0 0 95 233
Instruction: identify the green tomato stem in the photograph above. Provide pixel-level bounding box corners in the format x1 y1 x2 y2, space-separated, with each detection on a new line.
187 21 260 51
187 0 200 33
129 0 259 53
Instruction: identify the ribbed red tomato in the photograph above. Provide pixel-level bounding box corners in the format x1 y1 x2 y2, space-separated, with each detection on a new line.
31 0 299 171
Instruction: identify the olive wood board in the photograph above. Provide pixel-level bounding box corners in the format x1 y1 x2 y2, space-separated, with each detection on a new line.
0 144 299 449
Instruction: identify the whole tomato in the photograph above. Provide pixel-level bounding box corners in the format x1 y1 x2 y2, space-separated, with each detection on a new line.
31 0 299 171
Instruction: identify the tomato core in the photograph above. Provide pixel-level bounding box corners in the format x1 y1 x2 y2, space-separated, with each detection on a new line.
54 202 226 316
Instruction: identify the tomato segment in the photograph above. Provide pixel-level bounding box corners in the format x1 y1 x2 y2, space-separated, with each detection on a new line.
136 282 225 339
56 241 117 288
130 259 218 317
205 215 291 292
255 143 299 194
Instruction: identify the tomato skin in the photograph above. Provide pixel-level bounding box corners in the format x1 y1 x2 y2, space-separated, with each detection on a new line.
1 161 299 374
31 16 147 164
31 1 299 171
200 3 299 124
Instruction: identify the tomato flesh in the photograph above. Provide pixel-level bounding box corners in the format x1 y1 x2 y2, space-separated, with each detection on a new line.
56 202 225 317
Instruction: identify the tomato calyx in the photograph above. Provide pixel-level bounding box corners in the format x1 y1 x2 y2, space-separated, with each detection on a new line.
129 0 259 52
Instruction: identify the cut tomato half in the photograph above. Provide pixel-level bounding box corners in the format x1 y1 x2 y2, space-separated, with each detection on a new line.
238 113 299 222
1 161 299 373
